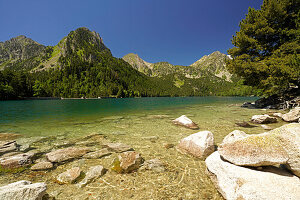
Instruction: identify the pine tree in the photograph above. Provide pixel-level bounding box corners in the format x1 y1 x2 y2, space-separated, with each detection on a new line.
227 0 300 95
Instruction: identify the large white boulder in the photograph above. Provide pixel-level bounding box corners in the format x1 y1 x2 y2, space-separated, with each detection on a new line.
176 131 214 159
205 152 300 200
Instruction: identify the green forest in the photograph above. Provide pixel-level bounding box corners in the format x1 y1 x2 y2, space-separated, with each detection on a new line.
2 0 298 100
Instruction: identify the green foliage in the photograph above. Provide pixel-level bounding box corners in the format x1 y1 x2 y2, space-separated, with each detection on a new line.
227 0 300 96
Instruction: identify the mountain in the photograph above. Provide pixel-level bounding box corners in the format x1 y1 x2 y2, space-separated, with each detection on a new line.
190 51 232 81
123 51 232 81
0 35 46 70
0 27 258 100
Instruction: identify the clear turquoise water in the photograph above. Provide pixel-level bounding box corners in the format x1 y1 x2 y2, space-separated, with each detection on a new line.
0 97 288 199
0 97 260 138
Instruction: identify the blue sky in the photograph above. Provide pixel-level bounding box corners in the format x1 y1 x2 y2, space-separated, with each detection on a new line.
0 0 262 65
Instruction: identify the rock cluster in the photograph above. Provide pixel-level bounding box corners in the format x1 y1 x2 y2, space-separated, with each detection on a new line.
206 123 300 200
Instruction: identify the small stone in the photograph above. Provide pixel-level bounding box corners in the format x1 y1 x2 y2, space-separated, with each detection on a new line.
83 148 111 159
172 115 199 130
251 114 277 124
0 152 34 169
112 151 144 173
282 107 300 122
140 159 166 172
142 136 159 142
56 167 82 184
163 143 174 149
104 143 133 153
77 165 105 188
261 124 272 130
0 141 17 155
176 131 214 159
0 180 47 200
46 147 90 163
31 161 53 171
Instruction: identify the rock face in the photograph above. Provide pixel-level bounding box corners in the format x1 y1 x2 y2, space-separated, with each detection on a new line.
0 180 47 200
112 151 144 173
0 141 17 155
83 148 111 159
46 147 90 163
206 152 300 200
0 152 33 169
282 107 300 122
104 143 133 153
31 161 53 171
251 114 277 124
57 167 82 184
177 131 214 159
172 115 199 130
218 123 300 176
218 132 289 166
271 123 300 176
77 165 105 188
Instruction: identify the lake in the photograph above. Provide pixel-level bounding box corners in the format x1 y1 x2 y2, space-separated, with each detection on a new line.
0 97 287 199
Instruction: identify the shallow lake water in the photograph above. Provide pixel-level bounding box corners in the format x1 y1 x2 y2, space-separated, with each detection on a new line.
0 97 288 199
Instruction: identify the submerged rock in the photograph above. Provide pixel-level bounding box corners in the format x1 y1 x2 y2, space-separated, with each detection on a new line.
57 167 82 184
172 115 199 130
176 131 214 159
31 161 53 171
163 143 174 149
205 152 300 200
83 148 111 159
0 180 47 200
0 141 17 155
104 143 133 153
261 124 272 130
282 107 300 122
46 147 90 163
0 152 34 169
16 137 49 152
111 151 144 173
140 159 166 172
251 114 277 124
77 165 105 188
235 121 256 128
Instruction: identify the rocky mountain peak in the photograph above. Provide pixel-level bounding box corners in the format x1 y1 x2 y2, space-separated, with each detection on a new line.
0 35 45 64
